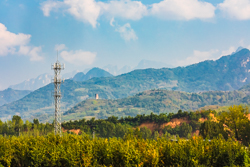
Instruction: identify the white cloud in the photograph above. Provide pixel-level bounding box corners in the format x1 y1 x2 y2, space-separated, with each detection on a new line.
220 46 236 56
28 46 43 61
176 46 243 66
54 44 67 51
218 0 250 20
150 0 215 20
100 0 147 20
110 17 115 27
19 46 43 61
0 23 30 55
0 23 43 61
64 0 102 28
177 49 219 66
60 50 96 65
41 0 147 28
115 23 138 41
41 0 101 28
41 0 216 27
41 1 64 17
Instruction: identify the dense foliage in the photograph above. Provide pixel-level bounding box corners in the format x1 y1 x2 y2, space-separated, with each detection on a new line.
0 134 250 167
1 105 250 146
0 109 212 140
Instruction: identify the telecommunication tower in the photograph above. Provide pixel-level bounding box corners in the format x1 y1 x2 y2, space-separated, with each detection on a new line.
52 53 64 135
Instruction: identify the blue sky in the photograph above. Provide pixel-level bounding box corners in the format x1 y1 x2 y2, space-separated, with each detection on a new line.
1 0 250 90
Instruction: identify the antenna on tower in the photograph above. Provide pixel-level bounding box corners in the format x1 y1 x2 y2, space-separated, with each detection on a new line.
52 52 64 135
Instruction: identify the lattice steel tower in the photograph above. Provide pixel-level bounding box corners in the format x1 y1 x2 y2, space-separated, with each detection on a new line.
52 54 64 135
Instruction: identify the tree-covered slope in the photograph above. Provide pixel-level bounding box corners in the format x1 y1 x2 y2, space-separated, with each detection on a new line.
2 49 250 122
62 88 250 121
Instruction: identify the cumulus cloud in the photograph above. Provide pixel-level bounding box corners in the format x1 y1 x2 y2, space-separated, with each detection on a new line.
220 46 236 56
41 1 64 17
100 0 147 20
176 46 243 66
115 23 138 41
19 46 43 61
218 0 250 20
177 49 219 66
150 0 215 20
41 0 147 28
60 50 96 65
41 0 214 27
54 44 67 51
0 23 43 61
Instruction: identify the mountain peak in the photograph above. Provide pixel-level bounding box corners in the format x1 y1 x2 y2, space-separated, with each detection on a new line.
72 67 113 82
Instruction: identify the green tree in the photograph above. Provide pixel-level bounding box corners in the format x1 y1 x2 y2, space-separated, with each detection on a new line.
140 127 152 139
12 115 23 135
218 105 249 141
152 131 159 140
199 121 227 139
179 122 192 138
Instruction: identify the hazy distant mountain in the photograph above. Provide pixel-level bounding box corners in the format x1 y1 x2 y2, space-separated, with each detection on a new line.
9 73 52 91
0 88 31 106
62 70 79 80
72 67 113 82
102 65 120 75
9 71 78 91
102 60 173 76
134 59 174 69
2 48 250 122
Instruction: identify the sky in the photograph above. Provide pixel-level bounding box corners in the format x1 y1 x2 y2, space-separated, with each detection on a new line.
1 0 250 90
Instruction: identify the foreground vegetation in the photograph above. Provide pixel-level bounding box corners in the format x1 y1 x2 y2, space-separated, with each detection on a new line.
1 105 250 144
1 134 250 167
1 105 250 166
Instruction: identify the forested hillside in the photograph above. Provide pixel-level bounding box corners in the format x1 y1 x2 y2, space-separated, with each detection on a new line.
62 87 250 122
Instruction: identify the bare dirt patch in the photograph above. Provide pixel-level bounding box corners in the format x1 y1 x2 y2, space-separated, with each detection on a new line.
62 128 81 135
161 118 190 129
138 122 159 132
198 118 207 123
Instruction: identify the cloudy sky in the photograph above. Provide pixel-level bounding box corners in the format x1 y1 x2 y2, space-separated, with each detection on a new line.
1 0 250 90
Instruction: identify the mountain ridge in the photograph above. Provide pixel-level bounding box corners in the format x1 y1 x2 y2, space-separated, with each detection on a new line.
1 49 250 122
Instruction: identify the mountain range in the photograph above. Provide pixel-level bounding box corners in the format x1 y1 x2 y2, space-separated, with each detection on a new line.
8 59 170 91
1 48 250 122
0 88 31 106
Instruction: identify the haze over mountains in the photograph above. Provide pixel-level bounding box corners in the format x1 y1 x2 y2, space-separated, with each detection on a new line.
102 59 174 76
8 59 168 91
1 48 250 122
0 88 31 106
9 71 79 91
